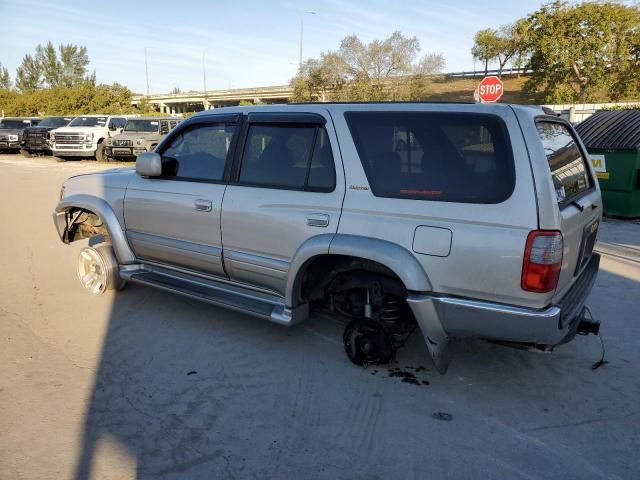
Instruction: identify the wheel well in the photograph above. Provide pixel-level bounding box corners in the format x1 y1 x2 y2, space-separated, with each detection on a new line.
297 255 406 305
62 207 109 243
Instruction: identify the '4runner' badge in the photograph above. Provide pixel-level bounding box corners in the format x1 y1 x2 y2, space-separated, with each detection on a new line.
349 185 369 191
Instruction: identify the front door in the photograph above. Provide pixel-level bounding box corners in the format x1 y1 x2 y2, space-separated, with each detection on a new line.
221 112 345 295
124 118 239 277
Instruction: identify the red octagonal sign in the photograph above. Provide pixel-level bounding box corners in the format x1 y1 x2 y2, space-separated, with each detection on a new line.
477 76 504 103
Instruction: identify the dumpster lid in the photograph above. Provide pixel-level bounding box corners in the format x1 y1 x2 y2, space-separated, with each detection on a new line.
575 109 640 150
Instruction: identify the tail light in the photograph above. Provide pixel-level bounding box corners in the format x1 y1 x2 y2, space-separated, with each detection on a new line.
521 230 563 293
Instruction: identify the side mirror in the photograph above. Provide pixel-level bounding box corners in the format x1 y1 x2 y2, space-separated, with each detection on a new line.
109 124 117 131
136 152 163 177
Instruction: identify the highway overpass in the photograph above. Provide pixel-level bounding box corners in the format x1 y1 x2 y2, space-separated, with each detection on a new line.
131 85 293 113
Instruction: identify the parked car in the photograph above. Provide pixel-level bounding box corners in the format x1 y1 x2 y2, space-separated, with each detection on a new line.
0 117 40 152
50 115 132 161
105 117 180 161
20 116 75 156
52 103 602 372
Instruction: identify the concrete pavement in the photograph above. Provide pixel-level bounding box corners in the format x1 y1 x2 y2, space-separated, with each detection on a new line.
1 155 639 480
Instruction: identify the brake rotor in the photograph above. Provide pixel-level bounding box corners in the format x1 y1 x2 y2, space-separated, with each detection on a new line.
343 319 395 366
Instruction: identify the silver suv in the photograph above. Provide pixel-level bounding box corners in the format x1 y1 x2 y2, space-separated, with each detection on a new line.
52 103 602 371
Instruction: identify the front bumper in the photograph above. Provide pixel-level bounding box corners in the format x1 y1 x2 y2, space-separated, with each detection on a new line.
0 140 20 150
106 146 147 158
408 253 600 346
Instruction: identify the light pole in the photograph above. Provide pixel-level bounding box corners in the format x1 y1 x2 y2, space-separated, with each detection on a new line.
144 47 150 97
299 11 316 69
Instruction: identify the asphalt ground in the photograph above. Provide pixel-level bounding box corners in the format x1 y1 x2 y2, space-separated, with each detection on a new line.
1 154 639 480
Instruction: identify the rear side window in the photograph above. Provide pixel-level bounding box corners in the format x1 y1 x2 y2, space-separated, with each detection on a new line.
536 121 591 204
239 124 335 191
345 112 515 203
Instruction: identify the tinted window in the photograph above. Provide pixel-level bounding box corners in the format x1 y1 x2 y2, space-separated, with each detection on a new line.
240 124 335 191
160 123 236 181
345 112 514 203
159 121 169 135
125 119 159 132
537 122 591 204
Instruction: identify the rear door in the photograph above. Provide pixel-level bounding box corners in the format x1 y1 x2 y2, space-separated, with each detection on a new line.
535 119 602 299
220 111 344 295
124 115 239 277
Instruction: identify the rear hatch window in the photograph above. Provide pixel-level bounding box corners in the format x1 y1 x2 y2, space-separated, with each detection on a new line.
536 121 592 205
345 112 515 203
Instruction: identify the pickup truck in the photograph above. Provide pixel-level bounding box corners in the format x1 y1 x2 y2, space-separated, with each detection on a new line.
53 103 602 371
0 117 40 152
50 115 129 161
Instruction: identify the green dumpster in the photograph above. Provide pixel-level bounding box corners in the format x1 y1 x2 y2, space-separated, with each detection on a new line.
575 109 640 218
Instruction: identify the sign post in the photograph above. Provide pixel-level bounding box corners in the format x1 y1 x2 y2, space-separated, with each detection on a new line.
475 76 504 103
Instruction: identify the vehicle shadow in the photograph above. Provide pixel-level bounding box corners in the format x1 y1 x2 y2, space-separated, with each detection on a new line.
73 255 640 479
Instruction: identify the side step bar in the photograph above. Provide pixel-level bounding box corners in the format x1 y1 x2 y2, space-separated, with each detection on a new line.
120 267 307 326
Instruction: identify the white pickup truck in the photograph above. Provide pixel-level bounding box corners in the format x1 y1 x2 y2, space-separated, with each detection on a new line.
50 115 131 161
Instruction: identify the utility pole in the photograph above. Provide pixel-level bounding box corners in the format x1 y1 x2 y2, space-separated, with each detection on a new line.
299 11 316 69
144 47 150 97
202 52 207 93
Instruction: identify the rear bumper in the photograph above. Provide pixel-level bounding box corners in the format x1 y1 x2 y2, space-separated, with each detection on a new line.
409 253 600 346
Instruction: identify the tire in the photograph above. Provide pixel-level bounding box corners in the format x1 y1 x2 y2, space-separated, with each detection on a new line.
95 141 107 162
76 242 126 294
20 149 32 158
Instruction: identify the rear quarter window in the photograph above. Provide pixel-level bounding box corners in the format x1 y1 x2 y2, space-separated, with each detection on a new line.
345 112 515 203
536 121 592 204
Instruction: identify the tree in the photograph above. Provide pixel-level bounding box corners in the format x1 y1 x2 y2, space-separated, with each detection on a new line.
0 62 11 89
58 44 90 87
471 29 501 74
15 54 42 92
522 1 640 102
36 41 62 87
494 20 529 75
290 31 443 102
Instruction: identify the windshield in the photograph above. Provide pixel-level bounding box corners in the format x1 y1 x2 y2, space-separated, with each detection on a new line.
38 117 73 128
69 116 108 127
0 119 32 129
124 119 160 132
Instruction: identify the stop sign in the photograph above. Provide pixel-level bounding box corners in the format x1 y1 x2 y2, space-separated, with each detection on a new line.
477 76 504 103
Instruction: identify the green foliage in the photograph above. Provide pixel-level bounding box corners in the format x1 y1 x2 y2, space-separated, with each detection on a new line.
290 31 445 102
522 1 640 102
0 81 138 116
0 62 11 89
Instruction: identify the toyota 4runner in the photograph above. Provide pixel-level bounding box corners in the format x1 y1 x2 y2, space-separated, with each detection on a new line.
52 103 602 371
105 117 180 161
50 115 130 161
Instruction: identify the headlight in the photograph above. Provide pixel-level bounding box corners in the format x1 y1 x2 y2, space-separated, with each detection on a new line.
8 134 18 141
84 133 93 141
136 139 143 145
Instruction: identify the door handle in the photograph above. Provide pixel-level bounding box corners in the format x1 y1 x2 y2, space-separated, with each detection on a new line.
306 213 330 227
194 199 212 212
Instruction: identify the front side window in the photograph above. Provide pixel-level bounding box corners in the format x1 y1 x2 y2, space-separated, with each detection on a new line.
345 111 515 203
239 124 335 191
160 123 236 181
537 121 591 204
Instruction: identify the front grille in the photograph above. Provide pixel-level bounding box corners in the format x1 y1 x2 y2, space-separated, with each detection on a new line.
54 133 84 145
557 253 599 327
23 130 48 148
113 139 133 147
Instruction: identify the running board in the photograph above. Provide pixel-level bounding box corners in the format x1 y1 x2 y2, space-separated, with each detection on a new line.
120 267 307 326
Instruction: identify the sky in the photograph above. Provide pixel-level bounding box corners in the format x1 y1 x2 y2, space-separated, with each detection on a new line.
0 0 544 95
